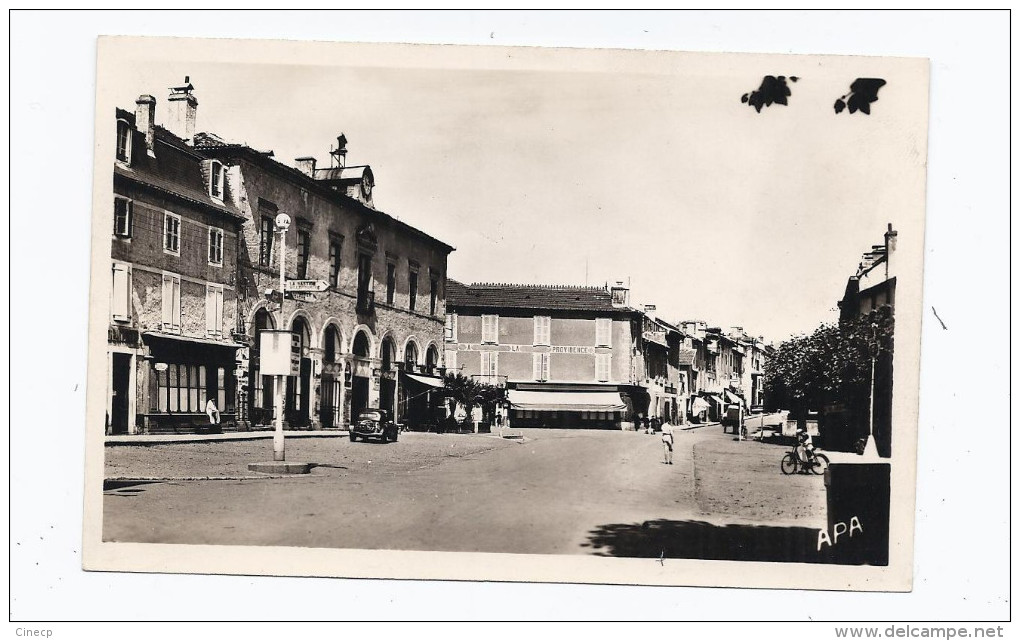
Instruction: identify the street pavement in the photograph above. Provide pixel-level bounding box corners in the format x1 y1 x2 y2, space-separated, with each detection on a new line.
103 427 829 560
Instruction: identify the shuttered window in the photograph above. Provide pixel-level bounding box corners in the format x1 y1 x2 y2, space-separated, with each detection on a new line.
596 318 612 347
161 273 182 331
206 284 224 337
445 313 458 342
481 314 499 344
111 263 131 321
208 227 224 266
533 316 551 346
481 351 498 377
533 352 550 382
595 353 611 382
114 198 132 237
163 213 181 255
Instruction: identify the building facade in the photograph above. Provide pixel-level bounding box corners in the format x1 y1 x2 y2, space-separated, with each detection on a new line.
107 90 246 434
107 81 453 433
445 280 678 429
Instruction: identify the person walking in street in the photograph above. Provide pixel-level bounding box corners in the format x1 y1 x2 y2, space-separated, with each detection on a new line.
661 418 675 464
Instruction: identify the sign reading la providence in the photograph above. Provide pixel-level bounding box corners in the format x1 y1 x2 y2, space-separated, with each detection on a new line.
285 279 330 293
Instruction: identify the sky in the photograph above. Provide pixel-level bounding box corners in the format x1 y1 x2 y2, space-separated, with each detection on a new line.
108 40 929 343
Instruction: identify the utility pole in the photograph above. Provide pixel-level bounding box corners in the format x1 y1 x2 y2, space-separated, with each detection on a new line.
274 212 291 461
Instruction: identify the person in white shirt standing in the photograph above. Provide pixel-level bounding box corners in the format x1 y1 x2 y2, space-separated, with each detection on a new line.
205 398 221 427
660 419 675 465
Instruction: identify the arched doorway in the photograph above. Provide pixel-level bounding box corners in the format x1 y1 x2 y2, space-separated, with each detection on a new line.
403 341 419 373
350 330 372 420
320 325 344 428
285 316 312 426
249 308 276 426
380 337 397 418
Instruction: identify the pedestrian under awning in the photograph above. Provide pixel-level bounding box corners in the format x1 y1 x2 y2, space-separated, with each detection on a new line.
403 372 446 388
507 389 627 412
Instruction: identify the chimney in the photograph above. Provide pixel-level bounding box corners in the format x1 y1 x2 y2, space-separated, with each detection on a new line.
884 223 897 280
295 156 317 177
644 304 657 320
610 281 630 308
166 76 198 143
135 95 156 155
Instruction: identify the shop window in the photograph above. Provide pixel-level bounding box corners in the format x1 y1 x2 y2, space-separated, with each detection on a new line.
154 364 234 414
596 317 612 347
205 284 224 337
163 212 181 255
533 352 550 382
114 198 132 238
161 273 182 331
481 314 499 344
533 316 551 346
116 119 132 164
111 263 131 321
208 227 224 266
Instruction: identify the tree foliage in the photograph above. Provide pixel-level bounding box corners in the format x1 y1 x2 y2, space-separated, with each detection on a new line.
763 306 894 418
442 372 506 418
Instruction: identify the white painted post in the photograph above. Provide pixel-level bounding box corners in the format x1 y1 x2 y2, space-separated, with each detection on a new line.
273 213 291 462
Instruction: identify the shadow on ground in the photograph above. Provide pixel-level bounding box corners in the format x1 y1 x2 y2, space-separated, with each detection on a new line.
583 519 872 565
103 480 161 493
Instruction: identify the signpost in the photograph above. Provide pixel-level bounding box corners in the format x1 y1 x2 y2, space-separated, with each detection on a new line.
285 279 330 293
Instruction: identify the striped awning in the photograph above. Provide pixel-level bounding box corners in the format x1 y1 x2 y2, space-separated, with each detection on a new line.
507 390 627 412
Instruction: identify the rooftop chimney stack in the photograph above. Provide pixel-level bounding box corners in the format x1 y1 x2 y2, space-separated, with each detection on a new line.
166 76 197 143
644 304 657 320
610 281 630 308
135 94 156 155
884 223 897 280
295 156 317 177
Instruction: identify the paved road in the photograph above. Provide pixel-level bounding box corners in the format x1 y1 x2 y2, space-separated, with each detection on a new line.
104 428 828 559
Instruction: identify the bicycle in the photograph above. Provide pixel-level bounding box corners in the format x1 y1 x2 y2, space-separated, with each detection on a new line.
780 447 830 475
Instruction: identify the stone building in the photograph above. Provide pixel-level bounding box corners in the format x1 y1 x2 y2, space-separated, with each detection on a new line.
444 280 678 429
193 118 454 430
107 86 246 434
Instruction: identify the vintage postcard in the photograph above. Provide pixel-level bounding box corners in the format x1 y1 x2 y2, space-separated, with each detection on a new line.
84 35 929 591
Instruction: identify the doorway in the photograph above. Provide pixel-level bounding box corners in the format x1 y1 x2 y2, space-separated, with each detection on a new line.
110 353 132 435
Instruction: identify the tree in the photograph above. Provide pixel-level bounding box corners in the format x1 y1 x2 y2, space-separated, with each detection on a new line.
442 372 506 431
763 306 894 449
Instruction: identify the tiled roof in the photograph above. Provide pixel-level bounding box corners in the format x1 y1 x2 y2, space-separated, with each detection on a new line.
446 280 624 312
114 164 243 221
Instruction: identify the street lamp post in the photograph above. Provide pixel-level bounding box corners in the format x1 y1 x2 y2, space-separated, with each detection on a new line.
862 320 880 459
273 212 291 462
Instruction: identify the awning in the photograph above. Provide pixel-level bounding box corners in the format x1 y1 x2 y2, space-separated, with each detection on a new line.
691 397 710 413
507 389 627 412
403 372 445 388
725 389 745 405
709 395 726 407
142 331 243 349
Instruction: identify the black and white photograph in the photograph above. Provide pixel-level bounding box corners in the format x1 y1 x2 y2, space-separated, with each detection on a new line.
83 34 928 590
8 8 1012 628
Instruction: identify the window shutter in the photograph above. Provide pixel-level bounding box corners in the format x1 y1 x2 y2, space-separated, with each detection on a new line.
206 286 216 335
216 288 224 336
542 353 550 381
172 277 182 329
112 264 130 320
161 274 174 326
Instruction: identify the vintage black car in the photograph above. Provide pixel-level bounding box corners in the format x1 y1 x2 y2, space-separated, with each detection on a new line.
350 408 399 443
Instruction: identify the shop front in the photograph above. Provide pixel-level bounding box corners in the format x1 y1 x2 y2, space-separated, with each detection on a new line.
399 370 445 430
141 332 240 433
507 387 627 429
